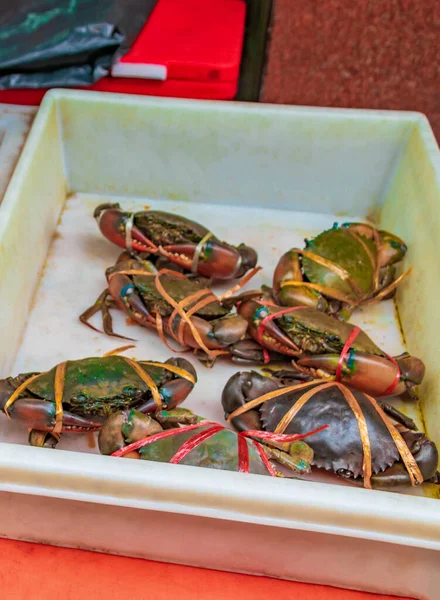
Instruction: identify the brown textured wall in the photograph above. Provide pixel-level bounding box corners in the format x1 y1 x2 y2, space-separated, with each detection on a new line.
262 0 440 138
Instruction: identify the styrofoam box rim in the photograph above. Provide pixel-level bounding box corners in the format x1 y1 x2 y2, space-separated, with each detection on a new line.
0 90 439 554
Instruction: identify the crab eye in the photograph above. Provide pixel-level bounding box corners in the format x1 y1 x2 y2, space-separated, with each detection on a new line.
254 307 268 320
120 284 135 299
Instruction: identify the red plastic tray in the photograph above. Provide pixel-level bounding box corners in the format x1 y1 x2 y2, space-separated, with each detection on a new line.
116 0 246 83
0 0 246 105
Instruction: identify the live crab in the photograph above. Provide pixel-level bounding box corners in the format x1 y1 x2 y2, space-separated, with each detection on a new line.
94 203 258 280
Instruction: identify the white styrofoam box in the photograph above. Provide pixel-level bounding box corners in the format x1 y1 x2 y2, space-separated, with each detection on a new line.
0 90 439 599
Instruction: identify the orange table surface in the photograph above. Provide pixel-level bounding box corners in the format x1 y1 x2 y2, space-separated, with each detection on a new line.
0 538 412 599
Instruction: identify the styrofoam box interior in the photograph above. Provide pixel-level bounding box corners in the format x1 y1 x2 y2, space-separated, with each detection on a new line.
0 91 439 599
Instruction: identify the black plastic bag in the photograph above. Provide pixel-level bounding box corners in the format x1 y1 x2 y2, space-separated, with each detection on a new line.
0 0 157 89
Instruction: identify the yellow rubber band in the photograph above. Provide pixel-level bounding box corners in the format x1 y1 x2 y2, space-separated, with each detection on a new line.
227 380 323 422
121 356 162 409
335 383 372 489
53 362 67 435
192 231 213 274
139 361 196 385
365 393 424 486
3 372 45 417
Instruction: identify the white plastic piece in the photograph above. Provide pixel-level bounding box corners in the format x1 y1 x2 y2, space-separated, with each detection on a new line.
0 90 439 599
111 61 167 80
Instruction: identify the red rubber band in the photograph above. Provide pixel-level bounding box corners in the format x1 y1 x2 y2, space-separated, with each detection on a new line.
241 425 329 444
380 353 401 397
169 425 223 464
335 326 362 382
237 433 250 473
335 327 401 396
111 421 218 457
252 439 277 476
263 348 270 364
257 305 304 347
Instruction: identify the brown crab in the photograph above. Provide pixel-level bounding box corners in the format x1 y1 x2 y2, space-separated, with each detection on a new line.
94 203 258 280
80 253 260 366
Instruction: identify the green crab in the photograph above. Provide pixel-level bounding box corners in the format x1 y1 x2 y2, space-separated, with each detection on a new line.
0 354 197 448
98 407 323 477
237 295 425 399
273 222 409 320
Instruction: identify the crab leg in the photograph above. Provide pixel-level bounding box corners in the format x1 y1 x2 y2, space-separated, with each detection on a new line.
80 289 132 340
380 403 417 430
263 445 312 474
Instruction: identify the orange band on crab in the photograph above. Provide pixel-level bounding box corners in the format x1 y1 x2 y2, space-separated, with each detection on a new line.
335 383 373 489
296 248 364 299
227 380 323 422
274 382 336 434
102 345 137 357
139 361 196 386
121 356 163 409
344 227 381 293
154 271 219 358
3 372 46 418
365 393 424 486
217 266 262 301
279 279 356 305
53 361 67 435
361 268 412 305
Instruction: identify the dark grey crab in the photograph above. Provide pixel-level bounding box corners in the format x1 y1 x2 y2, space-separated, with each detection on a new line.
222 370 439 489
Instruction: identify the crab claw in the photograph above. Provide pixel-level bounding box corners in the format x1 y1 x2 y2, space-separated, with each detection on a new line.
94 203 157 253
237 299 301 356
159 358 197 410
342 223 407 268
228 339 283 364
108 271 154 329
273 250 329 311
160 240 257 279
297 351 425 398
377 230 407 267
98 409 163 456
221 370 278 431
396 354 425 387
0 386 101 433
370 431 439 488
169 314 248 351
